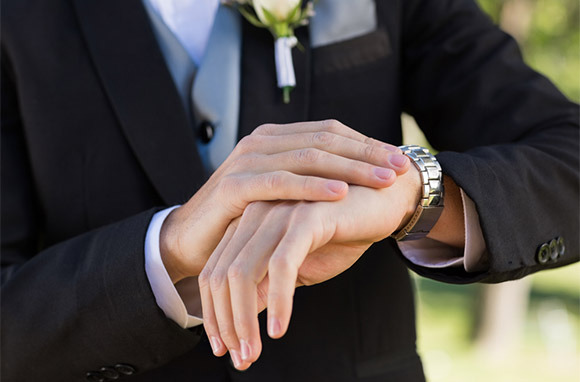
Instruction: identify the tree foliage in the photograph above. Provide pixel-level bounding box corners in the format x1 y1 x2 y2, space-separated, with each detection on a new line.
477 0 580 102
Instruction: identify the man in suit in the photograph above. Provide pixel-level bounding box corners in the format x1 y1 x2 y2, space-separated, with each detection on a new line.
1 0 578 381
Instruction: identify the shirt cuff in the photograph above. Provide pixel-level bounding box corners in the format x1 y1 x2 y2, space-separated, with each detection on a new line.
397 189 488 272
144 206 204 328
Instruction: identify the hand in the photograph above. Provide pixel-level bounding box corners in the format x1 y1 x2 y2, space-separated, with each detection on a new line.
160 120 411 283
199 167 422 370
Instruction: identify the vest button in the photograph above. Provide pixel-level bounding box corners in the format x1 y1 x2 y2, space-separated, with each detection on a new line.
199 120 215 143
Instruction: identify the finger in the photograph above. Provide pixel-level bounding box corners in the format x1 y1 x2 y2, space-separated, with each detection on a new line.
220 172 349 216
252 120 401 153
199 277 227 356
227 205 293 363
199 221 240 357
238 132 409 174
208 205 272 368
207 261 245 368
266 222 314 340
256 275 270 313
259 149 397 188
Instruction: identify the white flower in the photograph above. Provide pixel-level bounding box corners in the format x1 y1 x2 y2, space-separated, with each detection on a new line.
252 0 301 25
225 0 314 103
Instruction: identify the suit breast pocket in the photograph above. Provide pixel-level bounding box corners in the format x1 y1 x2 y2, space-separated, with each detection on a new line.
311 29 392 76
308 28 400 142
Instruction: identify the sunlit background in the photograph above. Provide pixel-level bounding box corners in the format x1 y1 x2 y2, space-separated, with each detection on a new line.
402 0 580 381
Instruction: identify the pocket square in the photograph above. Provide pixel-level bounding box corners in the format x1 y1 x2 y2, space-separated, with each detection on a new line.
310 0 377 48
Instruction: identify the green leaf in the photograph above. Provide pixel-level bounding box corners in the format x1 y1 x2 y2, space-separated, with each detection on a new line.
260 6 279 26
238 6 267 28
287 1 302 23
296 39 305 52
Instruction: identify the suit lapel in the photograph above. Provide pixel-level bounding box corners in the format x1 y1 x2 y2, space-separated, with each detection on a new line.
72 0 206 205
238 20 311 138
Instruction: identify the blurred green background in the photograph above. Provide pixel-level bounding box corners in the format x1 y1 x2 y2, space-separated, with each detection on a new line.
402 0 580 381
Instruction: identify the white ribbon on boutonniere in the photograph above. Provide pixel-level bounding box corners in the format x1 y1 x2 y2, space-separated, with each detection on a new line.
223 0 315 104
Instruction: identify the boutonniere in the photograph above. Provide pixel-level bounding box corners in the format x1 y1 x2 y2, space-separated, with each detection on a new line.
224 0 315 103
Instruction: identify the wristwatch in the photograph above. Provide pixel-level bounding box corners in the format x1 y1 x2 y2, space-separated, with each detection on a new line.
391 145 444 241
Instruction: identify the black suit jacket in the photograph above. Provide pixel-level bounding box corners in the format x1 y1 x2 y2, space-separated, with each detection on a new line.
1 0 578 381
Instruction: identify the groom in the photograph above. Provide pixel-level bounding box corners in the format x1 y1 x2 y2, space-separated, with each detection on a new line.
1 0 578 381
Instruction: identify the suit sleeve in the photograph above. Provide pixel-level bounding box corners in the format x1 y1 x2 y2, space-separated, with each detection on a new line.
0 54 202 382
398 0 579 283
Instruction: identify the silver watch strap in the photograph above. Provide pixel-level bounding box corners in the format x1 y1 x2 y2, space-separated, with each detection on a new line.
392 145 444 241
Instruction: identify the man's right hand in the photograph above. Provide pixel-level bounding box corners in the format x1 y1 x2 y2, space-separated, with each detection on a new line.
159 120 410 283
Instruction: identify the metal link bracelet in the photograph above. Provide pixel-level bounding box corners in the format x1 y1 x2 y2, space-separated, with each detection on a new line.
391 145 445 241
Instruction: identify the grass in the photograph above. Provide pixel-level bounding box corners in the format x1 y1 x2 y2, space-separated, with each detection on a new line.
414 263 580 382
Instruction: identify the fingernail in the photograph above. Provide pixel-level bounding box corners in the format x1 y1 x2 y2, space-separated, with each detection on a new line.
268 317 281 338
389 154 408 168
210 336 222 355
240 339 252 361
374 168 394 181
383 145 400 152
230 350 242 368
326 180 346 194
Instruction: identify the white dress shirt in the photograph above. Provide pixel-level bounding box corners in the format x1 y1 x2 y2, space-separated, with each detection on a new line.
142 0 488 329
147 0 219 65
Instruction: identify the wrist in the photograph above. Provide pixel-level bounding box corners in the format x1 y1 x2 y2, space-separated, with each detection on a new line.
160 207 189 284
